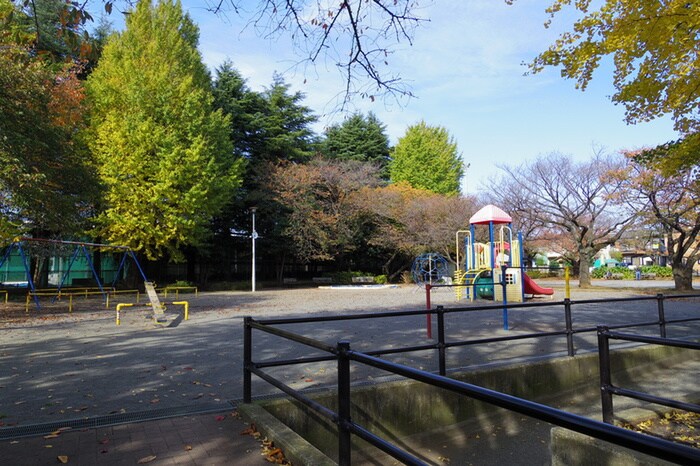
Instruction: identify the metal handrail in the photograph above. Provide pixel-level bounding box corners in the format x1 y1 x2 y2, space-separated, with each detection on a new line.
244 294 700 464
597 326 700 424
243 319 700 465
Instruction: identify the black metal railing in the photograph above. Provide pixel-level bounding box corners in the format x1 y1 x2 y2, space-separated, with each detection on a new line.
597 326 700 424
243 294 700 465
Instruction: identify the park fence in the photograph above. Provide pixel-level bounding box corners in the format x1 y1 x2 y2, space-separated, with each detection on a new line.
243 294 700 465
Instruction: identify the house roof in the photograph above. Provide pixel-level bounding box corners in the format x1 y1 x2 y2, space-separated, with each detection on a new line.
469 204 512 225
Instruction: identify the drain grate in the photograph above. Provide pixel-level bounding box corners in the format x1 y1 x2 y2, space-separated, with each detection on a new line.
0 401 237 441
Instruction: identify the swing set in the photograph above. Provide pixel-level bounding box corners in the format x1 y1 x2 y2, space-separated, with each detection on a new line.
0 238 148 310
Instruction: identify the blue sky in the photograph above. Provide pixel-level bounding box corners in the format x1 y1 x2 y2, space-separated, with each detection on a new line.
103 1 679 194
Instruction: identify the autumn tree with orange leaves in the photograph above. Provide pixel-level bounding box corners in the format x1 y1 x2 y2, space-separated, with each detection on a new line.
0 0 97 238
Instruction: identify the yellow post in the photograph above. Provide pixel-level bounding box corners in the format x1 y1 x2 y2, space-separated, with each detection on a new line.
136 291 140 304
69 294 73 313
25 294 30 313
173 301 189 320
565 266 571 300
116 303 134 325
105 294 110 309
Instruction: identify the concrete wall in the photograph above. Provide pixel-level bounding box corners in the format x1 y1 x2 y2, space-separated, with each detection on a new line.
240 343 690 464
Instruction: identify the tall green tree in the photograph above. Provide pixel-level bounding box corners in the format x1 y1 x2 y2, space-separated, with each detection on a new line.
322 112 391 178
212 61 267 160
86 0 243 261
211 67 318 280
257 74 318 164
389 121 463 195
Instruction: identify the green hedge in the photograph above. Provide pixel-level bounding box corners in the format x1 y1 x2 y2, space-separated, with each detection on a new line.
592 265 672 279
640 265 673 278
591 266 634 279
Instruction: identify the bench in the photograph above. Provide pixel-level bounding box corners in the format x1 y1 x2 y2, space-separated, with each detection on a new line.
641 273 656 280
282 278 298 285
312 277 333 284
351 276 375 284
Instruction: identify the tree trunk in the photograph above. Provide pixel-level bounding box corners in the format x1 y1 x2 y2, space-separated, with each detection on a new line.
578 252 593 288
382 251 398 276
672 261 694 291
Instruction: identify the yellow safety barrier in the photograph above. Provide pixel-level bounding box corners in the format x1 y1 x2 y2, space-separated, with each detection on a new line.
172 301 189 321
164 286 198 298
116 303 134 326
105 290 142 308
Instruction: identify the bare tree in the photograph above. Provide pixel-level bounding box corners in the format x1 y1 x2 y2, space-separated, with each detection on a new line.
614 153 700 291
354 183 478 279
492 152 636 287
67 0 426 105
265 156 382 264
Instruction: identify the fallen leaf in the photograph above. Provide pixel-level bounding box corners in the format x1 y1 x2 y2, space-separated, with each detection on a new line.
57 455 69 464
215 415 225 422
149 399 160 404
184 445 192 451
44 434 60 439
99 438 109 445
137 455 156 463
304 378 313 383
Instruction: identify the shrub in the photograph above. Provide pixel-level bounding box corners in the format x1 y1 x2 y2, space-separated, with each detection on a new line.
400 271 414 284
592 266 634 279
640 265 673 278
329 271 372 284
170 280 194 287
374 274 388 284
527 270 543 279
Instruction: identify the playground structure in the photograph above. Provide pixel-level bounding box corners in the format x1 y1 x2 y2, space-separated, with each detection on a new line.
411 253 450 286
454 205 553 303
0 238 148 309
0 238 194 324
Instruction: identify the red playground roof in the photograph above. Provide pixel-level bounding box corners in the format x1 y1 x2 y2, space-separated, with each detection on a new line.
469 204 512 225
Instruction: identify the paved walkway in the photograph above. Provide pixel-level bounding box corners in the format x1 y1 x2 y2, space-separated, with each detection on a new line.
0 410 269 466
0 281 697 465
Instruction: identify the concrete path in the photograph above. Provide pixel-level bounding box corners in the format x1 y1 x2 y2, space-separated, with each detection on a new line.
0 280 698 464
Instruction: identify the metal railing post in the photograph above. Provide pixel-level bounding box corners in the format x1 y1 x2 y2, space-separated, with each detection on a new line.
436 306 447 376
425 284 432 339
501 266 508 330
597 326 614 424
564 298 575 356
337 341 352 466
656 293 667 338
244 317 252 404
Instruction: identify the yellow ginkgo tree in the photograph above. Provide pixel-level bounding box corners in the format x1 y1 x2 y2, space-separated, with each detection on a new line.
86 0 244 261
529 0 699 135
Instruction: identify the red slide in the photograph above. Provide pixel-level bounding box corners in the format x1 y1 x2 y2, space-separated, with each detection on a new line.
523 273 554 296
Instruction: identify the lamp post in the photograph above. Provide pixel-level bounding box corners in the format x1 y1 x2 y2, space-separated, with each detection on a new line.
250 207 257 292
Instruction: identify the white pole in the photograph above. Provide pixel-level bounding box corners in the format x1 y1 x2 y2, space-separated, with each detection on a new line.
251 207 257 292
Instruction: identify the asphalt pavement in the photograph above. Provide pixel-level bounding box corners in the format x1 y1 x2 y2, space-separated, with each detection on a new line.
0 279 698 465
